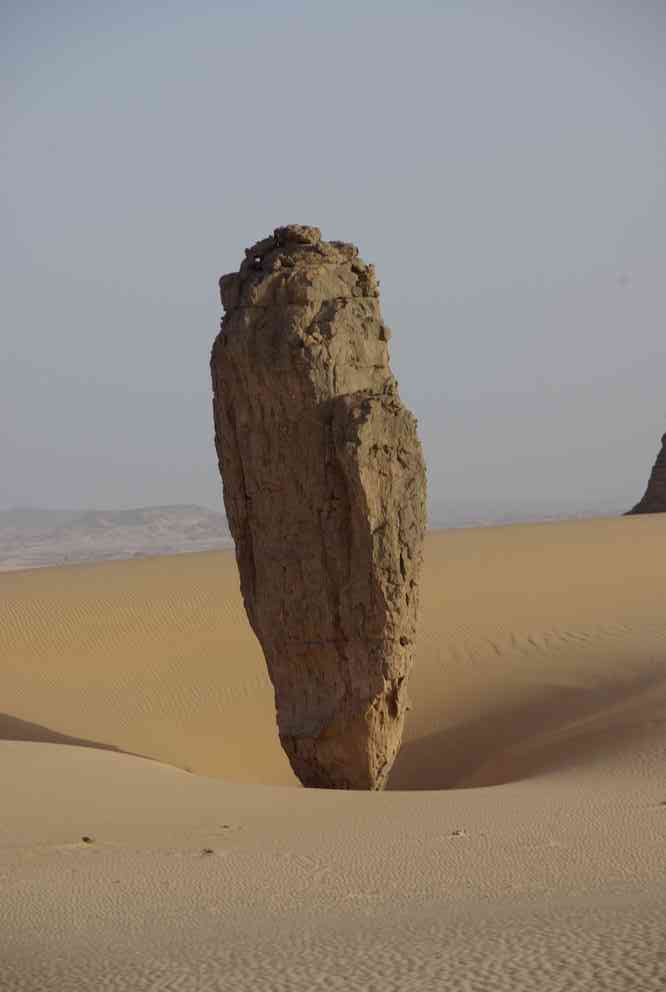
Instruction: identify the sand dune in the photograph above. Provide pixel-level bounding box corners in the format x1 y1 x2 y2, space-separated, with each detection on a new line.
2 515 666 990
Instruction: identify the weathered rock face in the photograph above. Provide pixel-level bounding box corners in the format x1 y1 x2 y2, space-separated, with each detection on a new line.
211 225 427 789
627 434 666 515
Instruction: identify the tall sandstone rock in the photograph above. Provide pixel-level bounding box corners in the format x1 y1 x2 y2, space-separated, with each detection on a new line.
627 434 666 515
211 225 427 789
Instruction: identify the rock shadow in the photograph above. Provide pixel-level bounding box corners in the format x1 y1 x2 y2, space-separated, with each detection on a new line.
0 712 149 761
388 669 666 790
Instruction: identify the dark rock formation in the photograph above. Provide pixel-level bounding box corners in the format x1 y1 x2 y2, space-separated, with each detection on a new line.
627 434 666 515
211 225 427 789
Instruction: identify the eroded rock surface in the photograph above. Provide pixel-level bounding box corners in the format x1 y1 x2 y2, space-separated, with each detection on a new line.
627 434 666 515
211 225 426 789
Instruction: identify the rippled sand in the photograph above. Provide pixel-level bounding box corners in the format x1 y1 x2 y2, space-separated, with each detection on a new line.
2 515 666 990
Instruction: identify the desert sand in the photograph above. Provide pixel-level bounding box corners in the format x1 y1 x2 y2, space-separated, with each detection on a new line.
2 515 666 990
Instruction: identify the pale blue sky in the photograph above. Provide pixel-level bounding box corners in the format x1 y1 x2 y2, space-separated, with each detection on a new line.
2 2 665 514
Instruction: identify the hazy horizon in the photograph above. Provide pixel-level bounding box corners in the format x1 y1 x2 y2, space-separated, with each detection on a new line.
3 3 665 515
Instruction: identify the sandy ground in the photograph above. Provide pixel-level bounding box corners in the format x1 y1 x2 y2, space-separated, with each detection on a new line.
1 515 665 990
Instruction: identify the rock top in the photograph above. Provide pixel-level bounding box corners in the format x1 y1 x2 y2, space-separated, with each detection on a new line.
211 226 427 789
627 433 666 515
218 224 379 312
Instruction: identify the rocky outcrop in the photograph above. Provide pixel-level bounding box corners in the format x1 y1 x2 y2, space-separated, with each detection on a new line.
627 434 666 515
211 225 427 789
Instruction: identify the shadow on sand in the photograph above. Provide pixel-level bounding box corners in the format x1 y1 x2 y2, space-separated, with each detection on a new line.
0 712 150 762
388 669 666 790
3 669 665 792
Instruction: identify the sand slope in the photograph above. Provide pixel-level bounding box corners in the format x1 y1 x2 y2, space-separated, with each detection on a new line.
2 515 666 990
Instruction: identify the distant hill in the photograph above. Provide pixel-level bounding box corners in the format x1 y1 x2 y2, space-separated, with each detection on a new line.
0 504 232 571
1 496 627 572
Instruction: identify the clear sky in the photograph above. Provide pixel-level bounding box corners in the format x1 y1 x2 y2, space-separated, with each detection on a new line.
2 2 665 514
